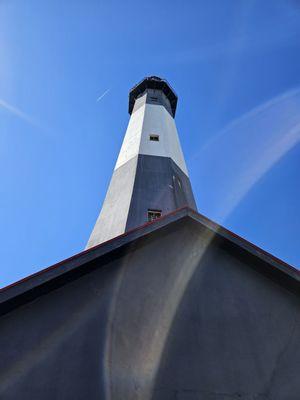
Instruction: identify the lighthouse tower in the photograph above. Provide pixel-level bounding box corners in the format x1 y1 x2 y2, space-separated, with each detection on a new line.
86 76 197 248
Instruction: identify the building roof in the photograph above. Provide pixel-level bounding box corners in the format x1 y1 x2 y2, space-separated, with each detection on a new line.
0 207 299 316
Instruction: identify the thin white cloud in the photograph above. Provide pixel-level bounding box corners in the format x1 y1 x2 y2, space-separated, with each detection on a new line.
218 120 300 221
96 88 110 102
200 87 300 153
0 98 48 133
193 86 300 222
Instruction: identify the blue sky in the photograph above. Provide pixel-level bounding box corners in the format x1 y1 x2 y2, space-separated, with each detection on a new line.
1 0 300 287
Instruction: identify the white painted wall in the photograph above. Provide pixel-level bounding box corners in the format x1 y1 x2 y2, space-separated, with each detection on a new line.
114 103 189 176
86 156 138 248
114 104 145 170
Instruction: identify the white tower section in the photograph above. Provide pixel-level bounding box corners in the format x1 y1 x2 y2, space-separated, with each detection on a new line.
115 97 188 175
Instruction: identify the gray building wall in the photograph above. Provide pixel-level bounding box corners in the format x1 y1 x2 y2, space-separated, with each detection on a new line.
126 155 197 231
87 154 196 247
0 219 299 400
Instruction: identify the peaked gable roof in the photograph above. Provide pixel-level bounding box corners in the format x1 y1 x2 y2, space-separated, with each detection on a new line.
0 207 299 316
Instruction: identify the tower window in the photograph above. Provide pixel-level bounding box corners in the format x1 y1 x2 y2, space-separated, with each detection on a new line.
149 134 159 142
150 96 158 102
148 209 162 222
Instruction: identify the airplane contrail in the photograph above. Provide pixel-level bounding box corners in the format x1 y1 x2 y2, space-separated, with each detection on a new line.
96 88 110 102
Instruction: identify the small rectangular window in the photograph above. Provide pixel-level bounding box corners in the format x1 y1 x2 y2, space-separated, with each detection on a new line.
148 209 162 222
150 134 159 142
150 96 158 102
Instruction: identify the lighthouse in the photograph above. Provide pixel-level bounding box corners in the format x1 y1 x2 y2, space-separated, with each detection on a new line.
86 76 197 248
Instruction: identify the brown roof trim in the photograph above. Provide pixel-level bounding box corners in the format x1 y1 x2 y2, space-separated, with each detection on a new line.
187 208 299 279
